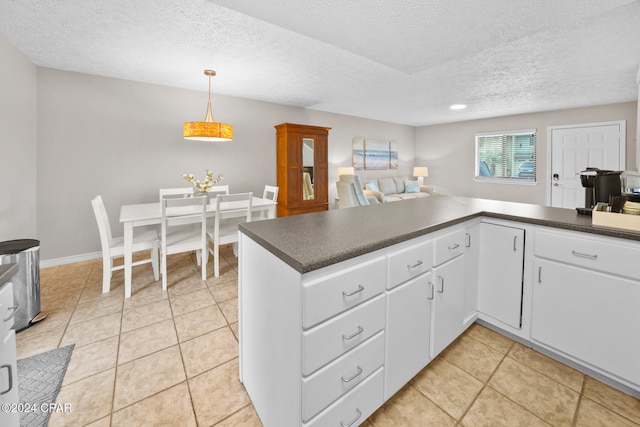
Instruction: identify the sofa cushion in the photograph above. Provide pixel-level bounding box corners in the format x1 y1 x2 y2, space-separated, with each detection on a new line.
404 181 420 193
377 178 397 195
393 177 406 194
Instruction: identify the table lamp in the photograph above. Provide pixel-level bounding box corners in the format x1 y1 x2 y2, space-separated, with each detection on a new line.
413 166 429 185
337 166 355 177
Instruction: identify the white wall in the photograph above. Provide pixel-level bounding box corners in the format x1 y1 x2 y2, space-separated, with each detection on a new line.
35 69 415 261
0 34 38 242
416 102 638 205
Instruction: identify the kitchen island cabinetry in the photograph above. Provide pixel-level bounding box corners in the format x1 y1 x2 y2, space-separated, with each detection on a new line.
532 228 640 390
239 196 640 426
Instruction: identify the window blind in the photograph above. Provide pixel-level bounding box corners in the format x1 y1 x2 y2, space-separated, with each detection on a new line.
476 130 536 181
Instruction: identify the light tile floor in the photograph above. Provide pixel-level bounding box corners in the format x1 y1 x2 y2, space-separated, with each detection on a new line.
16 247 640 426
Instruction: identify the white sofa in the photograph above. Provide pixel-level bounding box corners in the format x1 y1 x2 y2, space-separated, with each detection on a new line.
362 176 431 202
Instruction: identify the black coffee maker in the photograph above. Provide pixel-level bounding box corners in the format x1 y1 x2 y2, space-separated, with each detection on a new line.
576 168 623 215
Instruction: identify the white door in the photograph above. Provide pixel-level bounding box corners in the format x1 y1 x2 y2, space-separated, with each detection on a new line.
548 121 625 208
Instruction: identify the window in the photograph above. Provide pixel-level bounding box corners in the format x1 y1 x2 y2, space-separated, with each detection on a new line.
475 129 536 182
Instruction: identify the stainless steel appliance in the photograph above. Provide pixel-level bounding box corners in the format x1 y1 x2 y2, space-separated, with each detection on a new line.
576 168 622 215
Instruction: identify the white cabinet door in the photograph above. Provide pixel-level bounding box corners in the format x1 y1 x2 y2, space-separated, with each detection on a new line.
0 282 19 427
478 223 525 329
532 259 640 386
463 222 480 326
431 255 465 358
385 272 432 400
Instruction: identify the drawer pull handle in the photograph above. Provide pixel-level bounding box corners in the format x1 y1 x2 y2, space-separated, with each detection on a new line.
427 282 434 300
340 408 362 427
448 243 460 251
341 366 363 383
0 364 13 395
407 260 423 270
342 326 364 341
466 232 471 248
343 285 364 297
571 250 597 260
538 266 542 283
437 276 444 293
513 236 518 252
4 304 19 322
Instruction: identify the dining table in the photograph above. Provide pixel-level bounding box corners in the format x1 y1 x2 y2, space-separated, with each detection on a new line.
119 196 277 298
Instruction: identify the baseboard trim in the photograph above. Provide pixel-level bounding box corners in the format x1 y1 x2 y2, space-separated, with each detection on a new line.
40 252 102 268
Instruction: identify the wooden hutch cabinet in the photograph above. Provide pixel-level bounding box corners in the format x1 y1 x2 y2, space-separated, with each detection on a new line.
275 123 330 217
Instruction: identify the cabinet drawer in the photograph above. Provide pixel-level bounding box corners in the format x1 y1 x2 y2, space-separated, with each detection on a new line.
387 239 433 289
303 294 385 376
434 228 466 266
535 229 640 280
302 331 384 422
0 282 15 334
304 367 384 427
303 256 386 328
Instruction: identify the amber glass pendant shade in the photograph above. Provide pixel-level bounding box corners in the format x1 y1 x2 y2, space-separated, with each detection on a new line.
183 70 233 141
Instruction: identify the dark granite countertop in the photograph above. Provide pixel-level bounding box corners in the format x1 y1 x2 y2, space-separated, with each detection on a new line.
240 196 640 274
0 264 19 286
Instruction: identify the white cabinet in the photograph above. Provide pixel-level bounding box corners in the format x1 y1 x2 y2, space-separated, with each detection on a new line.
385 272 432 399
477 222 525 329
431 255 465 358
532 228 640 388
430 227 466 358
0 280 19 427
463 221 480 327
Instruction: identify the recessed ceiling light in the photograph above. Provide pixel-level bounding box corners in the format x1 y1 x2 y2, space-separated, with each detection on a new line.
450 104 467 110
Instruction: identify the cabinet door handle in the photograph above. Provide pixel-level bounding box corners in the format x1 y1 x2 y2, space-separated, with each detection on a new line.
3 304 19 322
427 282 434 300
342 285 364 297
341 366 363 383
465 232 471 248
340 408 362 427
571 250 597 260
513 236 518 252
342 326 364 340
0 364 13 395
407 260 423 270
538 266 542 283
448 243 460 251
437 276 444 293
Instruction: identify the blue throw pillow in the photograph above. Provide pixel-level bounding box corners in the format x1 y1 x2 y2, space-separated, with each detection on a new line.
404 181 420 193
365 180 380 192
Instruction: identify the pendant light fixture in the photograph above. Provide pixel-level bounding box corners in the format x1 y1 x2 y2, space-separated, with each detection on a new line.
183 70 233 141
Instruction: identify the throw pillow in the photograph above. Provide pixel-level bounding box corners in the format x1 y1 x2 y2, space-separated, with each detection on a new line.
365 180 380 192
405 181 420 193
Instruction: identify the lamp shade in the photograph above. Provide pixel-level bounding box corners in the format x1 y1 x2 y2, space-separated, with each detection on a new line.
413 166 429 177
184 70 233 142
337 167 355 177
183 122 233 141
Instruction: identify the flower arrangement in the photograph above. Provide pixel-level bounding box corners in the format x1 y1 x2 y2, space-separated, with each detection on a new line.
182 170 224 197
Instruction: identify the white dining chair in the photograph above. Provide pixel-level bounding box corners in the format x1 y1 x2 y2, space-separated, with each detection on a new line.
262 185 279 202
207 192 253 277
159 187 193 200
160 194 208 290
91 195 159 293
207 185 230 197
253 184 279 220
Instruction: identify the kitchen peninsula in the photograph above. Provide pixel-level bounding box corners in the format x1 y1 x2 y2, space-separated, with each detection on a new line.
238 196 640 427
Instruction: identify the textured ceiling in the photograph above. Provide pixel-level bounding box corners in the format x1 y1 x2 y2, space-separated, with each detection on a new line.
1 0 639 126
